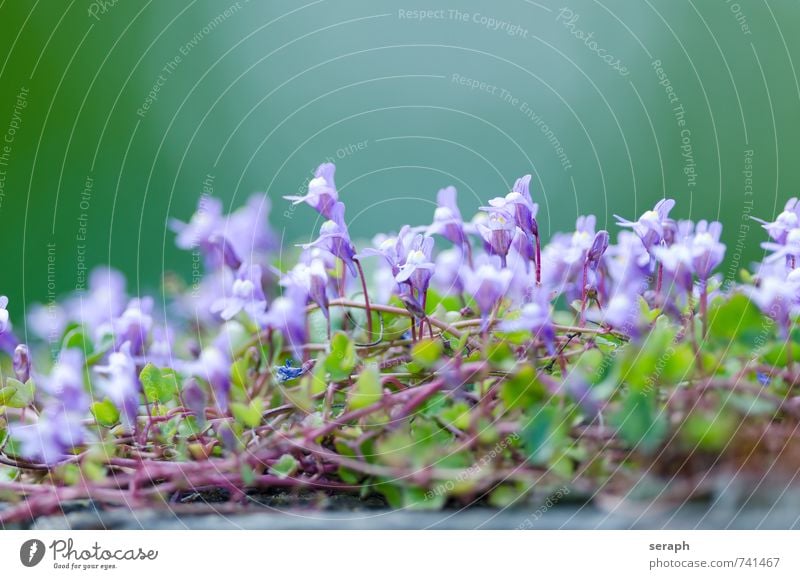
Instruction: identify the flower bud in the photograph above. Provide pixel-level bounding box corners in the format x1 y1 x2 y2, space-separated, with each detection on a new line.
13 344 31 383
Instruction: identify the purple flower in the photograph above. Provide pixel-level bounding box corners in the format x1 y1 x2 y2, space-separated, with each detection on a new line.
596 289 644 336
95 343 140 429
284 162 339 220
432 248 467 295
224 193 277 262
500 288 555 352
690 220 725 280
13 344 31 383
653 220 726 293
0 295 9 334
170 195 225 253
653 243 694 293
540 215 597 296
300 202 357 277
615 199 676 253
211 263 268 322
462 261 514 326
169 196 248 270
8 407 86 466
605 231 651 288
282 258 329 319
358 226 417 276
476 207 517 266
145 325 174 367
39 349 90 414
111 297 154 355
586 231 610 270
395 234 436 298
182 378 207 426
745 272 800 336
763 227 800 267
263 291 308 359
190 346 231 412
753 197 800 244
488 175 539 238
68 267 127 337
581 230 610 307
428 186 468 246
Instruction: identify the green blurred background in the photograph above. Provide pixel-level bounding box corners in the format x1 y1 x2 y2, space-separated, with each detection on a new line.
0 0 798 330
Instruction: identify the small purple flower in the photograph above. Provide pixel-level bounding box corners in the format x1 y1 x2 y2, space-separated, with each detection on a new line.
581 231 610 314
300 202 358 277
224 193 277 262
191 346 231 412
0 296 9 334
428 186 468 247
263 290 308 359
462 261 514 326
488 175 539 238
67 267 128 337
40 349 90 414
615 199 676 253
282 258 329 319
753 197 800 244
95 343 140 430
653 243 694 294
111 297 154 355
181 378 207 426
501 288 555 352
476 207 517 266
8 407 86 466
432 248 467 295
211 263 268 322
586 231 610 270
745 273 800 336
763 227 800 267
395 234 436 298
13 344 31 383
653 220 726 294
170 196 224 252
358 226 416 276
146 325 174 367
284 162 339 220
597 290 644 336
605 231 651 288
690 220 725 280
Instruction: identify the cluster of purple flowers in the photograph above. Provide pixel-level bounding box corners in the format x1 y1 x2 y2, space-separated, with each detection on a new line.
5 159 798 468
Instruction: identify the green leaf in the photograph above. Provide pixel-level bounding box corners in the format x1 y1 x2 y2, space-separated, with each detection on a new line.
681 412 735 451
269 454 299 479
231 399 263 428
522 405 568 465
240 464 256 485
661 343 696 384
612 389 667 454
707 294 765 346
325 331 357 381
486 341 515 370
411 339 443 368
91 399 120 427
139 364 180 404
0 378 35 408
348 367 382 410
62 327 93 352
439 401 471 431
500 367 547 411
308 353 329 396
